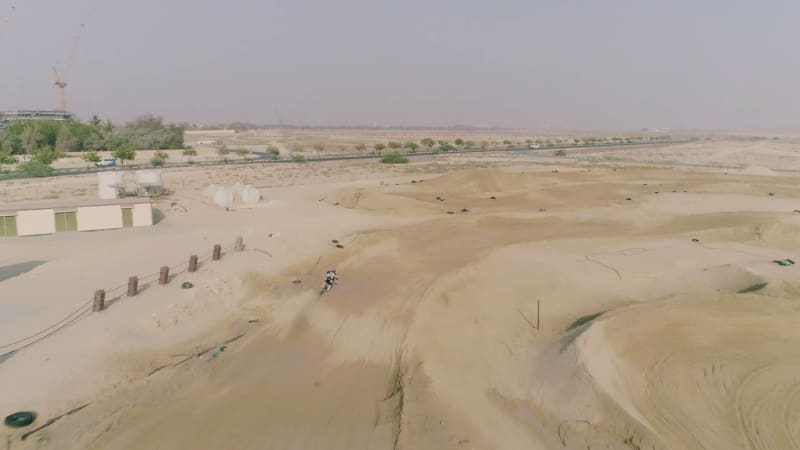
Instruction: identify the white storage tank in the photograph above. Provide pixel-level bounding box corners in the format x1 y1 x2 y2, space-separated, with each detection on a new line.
97 172 123 199
136 170 163 187
240 186 261 204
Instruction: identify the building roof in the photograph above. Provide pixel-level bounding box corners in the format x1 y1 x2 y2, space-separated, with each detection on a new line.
0 197 151 214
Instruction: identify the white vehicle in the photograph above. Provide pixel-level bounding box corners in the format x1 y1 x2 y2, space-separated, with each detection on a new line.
95 158 117 167
528 143 541 149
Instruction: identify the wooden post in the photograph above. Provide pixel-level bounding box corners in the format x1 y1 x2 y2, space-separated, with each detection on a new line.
188 255 198 272
159 266 170 285
537 299 540 330
234 236 244 252
93 290 106 312
127 276 138 296
213 244 222 261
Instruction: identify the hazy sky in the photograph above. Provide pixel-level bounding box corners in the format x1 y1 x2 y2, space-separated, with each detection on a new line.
0 0 798 130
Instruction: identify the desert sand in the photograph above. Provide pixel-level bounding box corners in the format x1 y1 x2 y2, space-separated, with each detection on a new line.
3 137 800 449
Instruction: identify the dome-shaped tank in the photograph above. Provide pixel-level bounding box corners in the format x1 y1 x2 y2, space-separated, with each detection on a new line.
97 172 123 199
213 188 234 208
135 170 162 187
240 186 261 204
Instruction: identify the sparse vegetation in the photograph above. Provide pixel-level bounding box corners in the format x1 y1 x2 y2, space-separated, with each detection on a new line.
216 144 230 156
420 138 435 148
380 153 409 164
82 151 101 166
0 152 18 165
566 311 605 332
234 148 250 157
403 141 418 151
312 144 325 153
150 150 169 167
387 141 402 150
454 138 464 146
182 148 198 157
738 282 768 294
355 143 367 153
374 143 386 152
555 149 566 157
112 147 136 167
291 154 306 162
267 146 280 158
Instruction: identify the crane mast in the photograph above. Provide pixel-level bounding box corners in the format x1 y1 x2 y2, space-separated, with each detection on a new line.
52 24 84 112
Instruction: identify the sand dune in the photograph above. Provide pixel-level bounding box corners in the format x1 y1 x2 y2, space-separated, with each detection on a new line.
5 164 800 449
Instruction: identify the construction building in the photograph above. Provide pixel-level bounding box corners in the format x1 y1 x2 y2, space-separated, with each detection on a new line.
0 110 74 130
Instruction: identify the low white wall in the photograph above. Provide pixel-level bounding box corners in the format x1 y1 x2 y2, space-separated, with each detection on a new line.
17 209 55 236
77 205 122 231
132 203 153 227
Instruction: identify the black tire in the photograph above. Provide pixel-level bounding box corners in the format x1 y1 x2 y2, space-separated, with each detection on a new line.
4 411 36 428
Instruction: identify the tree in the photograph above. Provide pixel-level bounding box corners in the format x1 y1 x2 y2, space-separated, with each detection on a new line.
374 143 385 152
355 143 367 152
103 120 116 151
90 115 102 129
21 127 48 154
454 138 464 146
267 146 280 158
182 148 198 157
555 149 566 157
112 147 136 167
403 141 417 151
502 139 512 145
420 138 435 148
464 140 475 149
55 127 78 152
388 141 402 150
82 151 101 166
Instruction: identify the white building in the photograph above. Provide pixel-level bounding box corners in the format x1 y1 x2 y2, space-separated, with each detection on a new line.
0 197 153 237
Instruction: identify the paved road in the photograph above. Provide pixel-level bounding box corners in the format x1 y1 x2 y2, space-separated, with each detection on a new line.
2 140 686 181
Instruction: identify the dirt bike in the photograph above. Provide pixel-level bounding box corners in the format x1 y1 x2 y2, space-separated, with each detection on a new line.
320 278 337 295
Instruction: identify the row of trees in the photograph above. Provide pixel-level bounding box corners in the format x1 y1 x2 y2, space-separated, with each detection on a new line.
0 115 184 158
0 115 186 175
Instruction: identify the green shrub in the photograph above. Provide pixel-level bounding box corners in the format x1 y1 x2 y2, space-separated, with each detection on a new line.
555 149 566 157
150 157 165 167
291 154 306 162
18 160 54 177
380 153 409 164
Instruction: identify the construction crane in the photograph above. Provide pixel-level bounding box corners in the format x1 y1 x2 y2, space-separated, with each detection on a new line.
0 6 16 47
52 23 85 112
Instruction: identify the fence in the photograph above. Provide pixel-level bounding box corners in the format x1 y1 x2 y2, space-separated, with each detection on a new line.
0 238 242 362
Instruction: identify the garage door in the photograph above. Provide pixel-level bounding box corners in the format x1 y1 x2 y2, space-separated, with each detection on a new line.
54 211 78 232
122 208 133 228
0 215 17 237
